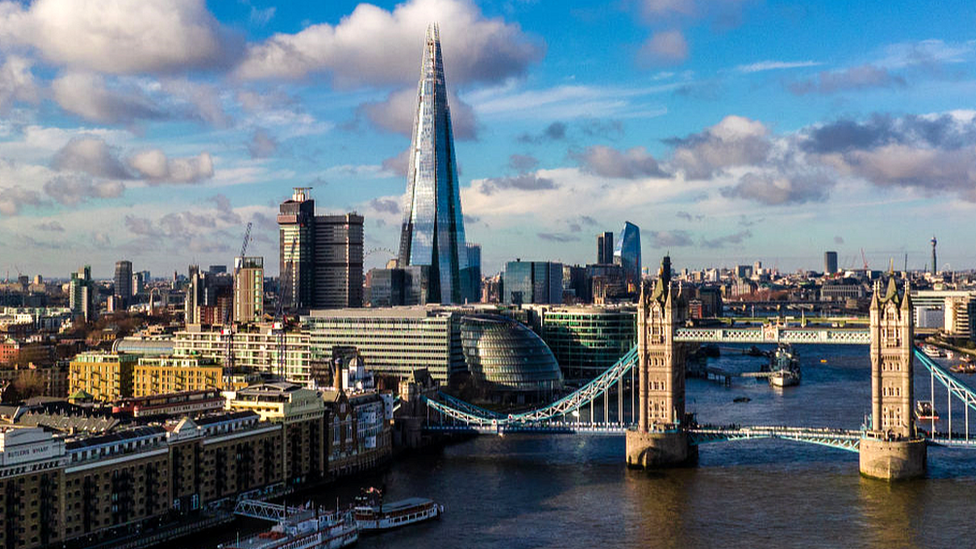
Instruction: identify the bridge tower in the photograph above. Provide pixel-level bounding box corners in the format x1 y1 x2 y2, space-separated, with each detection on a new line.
626 259 696 468
859 278 926 480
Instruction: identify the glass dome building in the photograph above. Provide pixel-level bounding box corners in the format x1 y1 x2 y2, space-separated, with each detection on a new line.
460 315 563 402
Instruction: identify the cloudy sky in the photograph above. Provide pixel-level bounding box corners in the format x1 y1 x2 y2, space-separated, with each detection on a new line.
1 0 975 278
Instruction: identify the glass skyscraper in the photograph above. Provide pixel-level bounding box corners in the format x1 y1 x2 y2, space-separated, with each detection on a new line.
397 23 470 304
614 221 641 290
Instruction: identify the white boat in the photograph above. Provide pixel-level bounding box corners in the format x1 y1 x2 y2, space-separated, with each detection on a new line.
220 508 358 549
922 344 946 358
353 489 443 533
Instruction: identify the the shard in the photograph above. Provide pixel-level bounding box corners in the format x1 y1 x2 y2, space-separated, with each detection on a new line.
398 23 472 304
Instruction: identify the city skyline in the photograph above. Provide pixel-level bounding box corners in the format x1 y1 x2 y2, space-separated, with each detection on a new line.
1 0 975 277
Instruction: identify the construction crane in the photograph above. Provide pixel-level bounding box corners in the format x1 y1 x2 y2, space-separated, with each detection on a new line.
273 237 297 381
223 222 252 387
860 248 869 271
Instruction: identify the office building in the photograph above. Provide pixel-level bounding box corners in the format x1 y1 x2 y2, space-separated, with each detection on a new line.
305 308 465 384
114 260 133 307
314 213 364 309
534 306 636 382
69 265 95 322
465 243 482 303
502 260 563 305
597 231 614 264
397 24 472 305
233 256 264 323
614 221 641 290
278 188 364 311
184 270 232 326
824 251 838 274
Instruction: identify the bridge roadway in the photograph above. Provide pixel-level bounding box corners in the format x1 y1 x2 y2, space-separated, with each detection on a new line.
675 325 869 344
423 423 976 451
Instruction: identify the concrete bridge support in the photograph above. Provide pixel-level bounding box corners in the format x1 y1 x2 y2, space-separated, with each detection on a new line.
859 279 926 480
626 430 698 468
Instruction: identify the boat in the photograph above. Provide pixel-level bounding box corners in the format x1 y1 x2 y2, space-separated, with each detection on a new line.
353 488 443 533
219 507 358 549
733 396 751 403
922 344 946 358
765 343 801 388
915 400 939 421
950 362 976 374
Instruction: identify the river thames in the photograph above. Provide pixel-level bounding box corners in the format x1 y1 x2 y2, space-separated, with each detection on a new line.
178 345 976 549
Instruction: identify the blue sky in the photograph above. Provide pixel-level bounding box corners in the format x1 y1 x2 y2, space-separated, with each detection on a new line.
1 0 975 278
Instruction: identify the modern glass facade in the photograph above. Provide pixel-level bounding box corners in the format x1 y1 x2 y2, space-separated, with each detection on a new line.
538 307 636 383
614 221 641 290
398 24 470 305
460 315 563 400
502 261 563 305
278 187 314 311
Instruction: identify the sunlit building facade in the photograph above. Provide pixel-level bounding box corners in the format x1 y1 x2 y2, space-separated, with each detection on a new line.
397 24 471 304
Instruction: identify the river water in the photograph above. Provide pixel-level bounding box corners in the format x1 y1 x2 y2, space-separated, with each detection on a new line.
183 345 976 549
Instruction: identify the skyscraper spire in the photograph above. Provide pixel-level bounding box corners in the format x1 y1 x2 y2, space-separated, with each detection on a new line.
397 23 471 304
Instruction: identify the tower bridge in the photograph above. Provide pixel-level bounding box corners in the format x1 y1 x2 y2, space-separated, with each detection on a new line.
418 259 976 481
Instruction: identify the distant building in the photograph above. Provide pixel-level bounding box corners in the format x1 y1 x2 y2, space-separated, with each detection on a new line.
366 266 428 307
465 243 482 303
502 260 563 305
69 265 95 322
613 221 641 290
172 323 311 384
597 231 614 265
278 188 364 310
114 260 133 307
233 256 264 323
824 251 838 275
69 351 138 401
133 356 223 396
562 265 589 303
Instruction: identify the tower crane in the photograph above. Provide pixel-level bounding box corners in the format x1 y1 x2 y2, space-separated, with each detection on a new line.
860 248 869 271
223 222 252 387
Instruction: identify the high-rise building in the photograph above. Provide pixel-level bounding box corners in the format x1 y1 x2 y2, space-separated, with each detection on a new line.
502 260 563 305
614 221 641 290
278 188 364 311
931 235 937 274
597 231 614 264
114 260 133 307
313 213 364 309
69 265 95 322
824 251 838 274
397 24 470 304
465 243 482 303
278 187 315 311
233 256 264 323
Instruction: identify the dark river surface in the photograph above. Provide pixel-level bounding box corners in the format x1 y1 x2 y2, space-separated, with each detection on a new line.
176 345 976 549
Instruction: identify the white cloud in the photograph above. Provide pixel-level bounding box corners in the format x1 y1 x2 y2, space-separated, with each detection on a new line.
51 136 131 179
52 72 164 124
0 0 239 74
44 175 125 205
637 30 689 66
573 145 668 179
236 0 543 87
468 83 672 121
668 115 771 179
734 60 822 73
128 150 214 184
0 55 38 113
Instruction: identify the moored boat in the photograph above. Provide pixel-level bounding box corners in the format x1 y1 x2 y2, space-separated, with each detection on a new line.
219 507 358 549
765 343 801 388
915 400 939 421
922 344 946 358
354 488 443 533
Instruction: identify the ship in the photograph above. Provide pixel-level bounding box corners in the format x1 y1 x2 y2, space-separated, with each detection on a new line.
766 344 801 388
922 344 946 358
353 487 443 533
219 507 358 549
